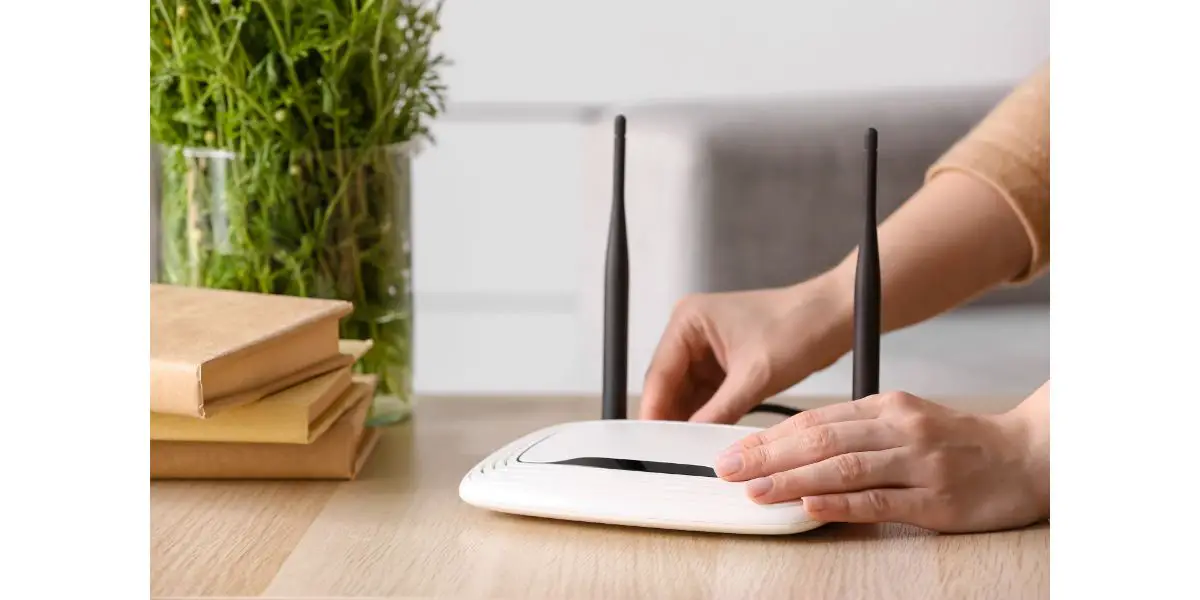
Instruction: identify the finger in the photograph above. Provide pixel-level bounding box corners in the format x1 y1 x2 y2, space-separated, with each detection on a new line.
639 325 694 421
730 395 886 452
688 366 766 425
716 419 901 481
742 448 910 504
801 488 925 524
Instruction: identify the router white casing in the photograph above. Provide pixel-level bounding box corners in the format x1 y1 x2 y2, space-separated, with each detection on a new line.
459 419 825 535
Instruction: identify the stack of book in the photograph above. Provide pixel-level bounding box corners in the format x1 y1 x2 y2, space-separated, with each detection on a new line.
149 284 382 480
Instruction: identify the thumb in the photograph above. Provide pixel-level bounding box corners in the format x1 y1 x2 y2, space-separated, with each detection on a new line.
688 363 767 425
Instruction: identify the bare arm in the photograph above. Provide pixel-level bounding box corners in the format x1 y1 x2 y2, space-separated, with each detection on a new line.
817 170 1033 333
640 64 1051 424
801 63 1050 351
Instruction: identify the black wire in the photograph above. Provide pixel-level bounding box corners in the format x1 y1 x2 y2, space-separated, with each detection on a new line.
748 402 802 417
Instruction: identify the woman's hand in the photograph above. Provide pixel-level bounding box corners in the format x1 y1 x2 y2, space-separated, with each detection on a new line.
639 276 852 424
715 388 1051 533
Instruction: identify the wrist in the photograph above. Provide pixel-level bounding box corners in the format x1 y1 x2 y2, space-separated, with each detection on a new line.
996 384 1051 520
781 269 856 373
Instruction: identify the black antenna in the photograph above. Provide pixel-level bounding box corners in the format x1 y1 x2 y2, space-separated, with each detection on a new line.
602 115 630 419
852 128 882 400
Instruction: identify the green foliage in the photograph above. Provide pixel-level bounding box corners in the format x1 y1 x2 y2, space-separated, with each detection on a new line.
150 0 447 422
150 0 446 151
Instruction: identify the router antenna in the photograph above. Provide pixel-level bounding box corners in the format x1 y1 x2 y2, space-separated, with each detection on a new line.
602 115 630 419
852 127 881 400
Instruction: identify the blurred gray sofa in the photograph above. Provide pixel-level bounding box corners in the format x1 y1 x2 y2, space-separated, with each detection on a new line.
577 86 1049 400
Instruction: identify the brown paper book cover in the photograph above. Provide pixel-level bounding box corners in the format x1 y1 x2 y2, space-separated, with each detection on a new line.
150 376 381 480
151 284 353 418
149 340 373 444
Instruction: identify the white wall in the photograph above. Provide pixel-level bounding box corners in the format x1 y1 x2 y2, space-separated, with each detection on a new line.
432 0 1051 104
411 0 1051 396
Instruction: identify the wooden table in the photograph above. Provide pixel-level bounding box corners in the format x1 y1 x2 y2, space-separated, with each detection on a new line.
151 395 1048 599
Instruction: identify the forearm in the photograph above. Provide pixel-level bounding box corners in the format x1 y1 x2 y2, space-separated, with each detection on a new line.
801 64 1049 357
786 168 1033 370
821 169 1033 335
775 64 1049 375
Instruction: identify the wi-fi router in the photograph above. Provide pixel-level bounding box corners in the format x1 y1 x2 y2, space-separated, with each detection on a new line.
458 116 883 535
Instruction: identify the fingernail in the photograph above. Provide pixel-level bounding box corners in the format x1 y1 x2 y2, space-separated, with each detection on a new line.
802 496 823 511
714 453 743 477
746 477 773 497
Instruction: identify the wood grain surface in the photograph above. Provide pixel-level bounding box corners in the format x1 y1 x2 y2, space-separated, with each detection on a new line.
151 394 1048 599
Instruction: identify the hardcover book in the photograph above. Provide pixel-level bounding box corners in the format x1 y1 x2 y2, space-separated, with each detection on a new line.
149 340 373 444
150 284 353 417
150 376 382 480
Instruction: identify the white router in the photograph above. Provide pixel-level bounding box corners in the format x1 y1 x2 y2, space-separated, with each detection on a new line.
459 117 883 535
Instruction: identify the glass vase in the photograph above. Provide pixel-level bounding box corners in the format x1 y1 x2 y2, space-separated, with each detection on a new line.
153 144 414 425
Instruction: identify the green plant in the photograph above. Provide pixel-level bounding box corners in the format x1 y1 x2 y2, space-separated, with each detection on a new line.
150 0 447 422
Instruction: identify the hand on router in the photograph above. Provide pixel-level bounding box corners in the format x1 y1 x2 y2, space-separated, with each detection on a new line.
638 65 1050 534
640 275 853 425
712 386 1050 534
639 270 1049 534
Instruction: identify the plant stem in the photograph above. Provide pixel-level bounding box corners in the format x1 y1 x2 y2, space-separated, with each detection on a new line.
258 1 318 138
